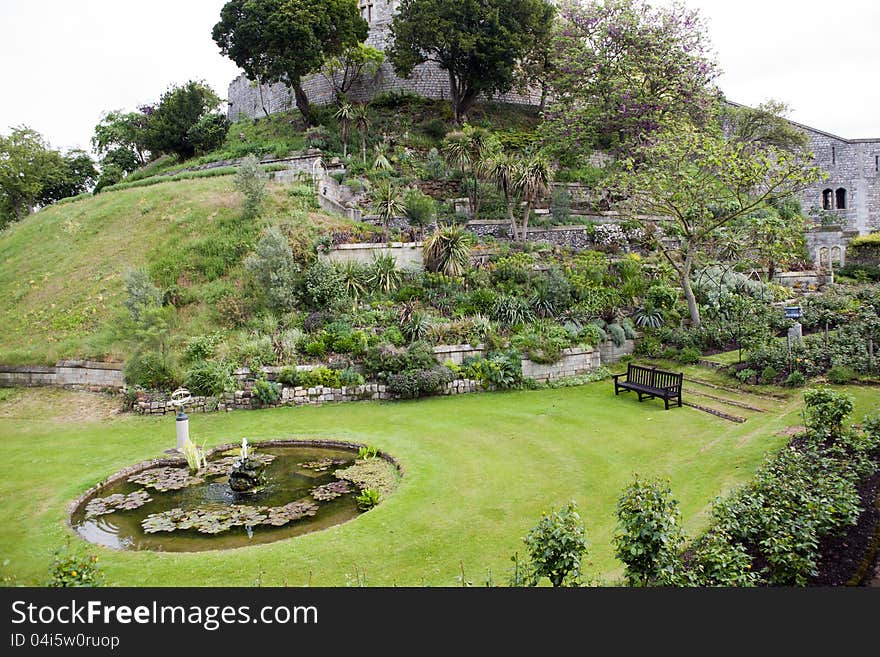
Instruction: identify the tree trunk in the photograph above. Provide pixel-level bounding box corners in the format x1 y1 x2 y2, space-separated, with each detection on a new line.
291 79 312 127
341 122 349 158
449 71 462 126
504 189 518 241
520 201 532 243
361 131 366 164
257 79 270 119
680 252 701 328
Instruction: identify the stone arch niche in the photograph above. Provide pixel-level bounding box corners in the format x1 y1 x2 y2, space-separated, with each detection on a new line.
830 245 843 266
835 188 847 210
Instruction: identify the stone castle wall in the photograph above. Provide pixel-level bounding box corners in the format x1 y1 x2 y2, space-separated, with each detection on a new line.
227 0 539 122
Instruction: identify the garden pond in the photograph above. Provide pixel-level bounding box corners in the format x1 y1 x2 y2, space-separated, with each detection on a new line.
70 441 399 552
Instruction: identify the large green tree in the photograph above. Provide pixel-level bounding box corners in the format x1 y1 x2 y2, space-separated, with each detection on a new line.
543 0 719 159
0 127 94 227
212 0 368 126
142 81 225 160
92 110 151 168
388 0 555 125
614 105 823 328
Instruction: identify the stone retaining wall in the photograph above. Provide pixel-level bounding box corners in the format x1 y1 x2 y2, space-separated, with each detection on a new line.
133 379 484 415
0 361 124 391
319 241 424 268
599 339 637 365
520 348 601 382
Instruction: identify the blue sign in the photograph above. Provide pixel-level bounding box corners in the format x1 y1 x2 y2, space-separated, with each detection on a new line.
784 306 802 319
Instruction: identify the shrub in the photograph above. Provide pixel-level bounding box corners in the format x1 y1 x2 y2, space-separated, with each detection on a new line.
760 365 778 384
387 367 454 398
183 334 223 363
803 387 854 442
682 530 759 587
677 347 702 365
244 228 300 312
614 476 685 586
234 154 267 217
303 260 346 308
124 351 177 390
252 376 281 405
339 367 365 386
736 368 756 385
299 366 342 389
184 361 233 396
362 342 436 379
712 444 862 585
403 188 437 233
277 366 300 387
634 335 662 357
465 350 522 389
188 113 230 154
123 269 162 324
367 254 404 295
784 371 806 388
827 365 857 385
233 333 276 369
521 501 588 587
48 542 103 587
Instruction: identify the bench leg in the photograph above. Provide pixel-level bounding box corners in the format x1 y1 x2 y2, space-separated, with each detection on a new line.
664 397 669 410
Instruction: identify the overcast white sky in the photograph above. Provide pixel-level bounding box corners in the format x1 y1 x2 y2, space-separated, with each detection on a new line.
0 0 877 154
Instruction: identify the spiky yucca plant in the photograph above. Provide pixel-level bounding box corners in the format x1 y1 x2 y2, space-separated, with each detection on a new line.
423 224 473 277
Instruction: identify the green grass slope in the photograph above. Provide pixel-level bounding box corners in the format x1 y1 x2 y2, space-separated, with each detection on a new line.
0 176 351 365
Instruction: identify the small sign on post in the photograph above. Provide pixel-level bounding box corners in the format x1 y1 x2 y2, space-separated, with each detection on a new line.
784 306 802 320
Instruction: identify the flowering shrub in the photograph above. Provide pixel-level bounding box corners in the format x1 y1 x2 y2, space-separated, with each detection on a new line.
48 543 103 587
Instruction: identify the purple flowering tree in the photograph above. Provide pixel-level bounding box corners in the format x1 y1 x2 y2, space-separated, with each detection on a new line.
542 0 720 159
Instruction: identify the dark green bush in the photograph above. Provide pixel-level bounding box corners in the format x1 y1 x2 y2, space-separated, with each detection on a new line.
827 365 857 385
784 371 806 388
386 367 454 398
184 361 233 396
760 365 778 384
277 366 300 387
677 347 702 364
124 351 178 390
521 501 588 587
252 376 280 405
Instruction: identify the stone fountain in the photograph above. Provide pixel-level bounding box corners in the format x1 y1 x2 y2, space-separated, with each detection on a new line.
228 438 267 493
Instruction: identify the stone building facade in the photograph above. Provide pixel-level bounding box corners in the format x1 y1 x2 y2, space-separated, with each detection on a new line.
792 120 880 236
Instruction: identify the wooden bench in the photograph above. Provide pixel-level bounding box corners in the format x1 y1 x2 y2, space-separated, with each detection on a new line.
612 364 683 410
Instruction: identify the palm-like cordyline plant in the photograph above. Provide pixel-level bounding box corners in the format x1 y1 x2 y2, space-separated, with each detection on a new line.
423 224 474 277
372 182 406 242
486 153 523 241
515 155 552 242
441 126 496 219
334 99 355 158
353 103 371 164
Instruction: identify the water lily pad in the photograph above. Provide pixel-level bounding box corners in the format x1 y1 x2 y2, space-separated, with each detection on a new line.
310 480 353 501
84 490 152 519
141 500 319 535
128 467 204 492
298 458 348 472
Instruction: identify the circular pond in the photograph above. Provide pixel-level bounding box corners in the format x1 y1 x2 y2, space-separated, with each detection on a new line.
70 441 399 552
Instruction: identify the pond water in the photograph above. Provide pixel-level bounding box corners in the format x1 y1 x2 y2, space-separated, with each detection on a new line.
71 443 382 552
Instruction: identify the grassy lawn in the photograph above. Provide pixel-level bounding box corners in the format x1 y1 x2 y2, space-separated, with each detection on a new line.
3 382 876 587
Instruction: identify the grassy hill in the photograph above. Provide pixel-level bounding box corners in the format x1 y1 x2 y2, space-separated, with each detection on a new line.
0 175 353 365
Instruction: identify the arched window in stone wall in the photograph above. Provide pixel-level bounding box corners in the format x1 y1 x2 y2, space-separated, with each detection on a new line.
830 245 843 266
822 189 833 210
835 188 847 210
818 247 830 269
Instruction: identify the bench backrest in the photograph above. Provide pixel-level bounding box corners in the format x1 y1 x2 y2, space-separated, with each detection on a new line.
626 363 682 390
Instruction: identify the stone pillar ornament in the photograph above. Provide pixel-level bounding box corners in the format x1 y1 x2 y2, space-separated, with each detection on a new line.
170 388 193 451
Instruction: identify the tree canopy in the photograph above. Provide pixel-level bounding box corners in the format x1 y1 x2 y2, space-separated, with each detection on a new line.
542 0 719 160
212 0 369 126
0 127 96 228
614 105 824 327
142 81 226 160
389 0 555 125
